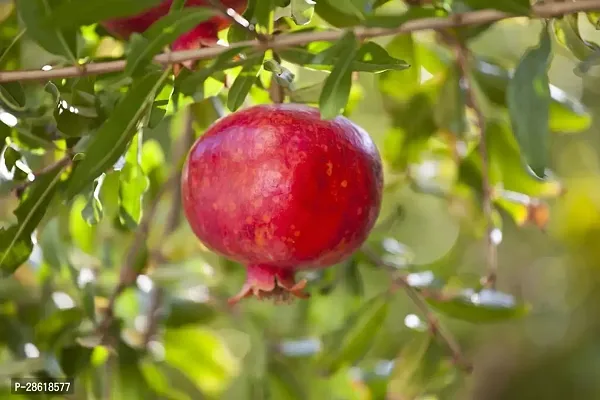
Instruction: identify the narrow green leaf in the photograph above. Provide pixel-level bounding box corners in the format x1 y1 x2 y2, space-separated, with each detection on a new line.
587 11 600 29
125 8 217 76
426 289 530 323
66 70 169 200
254 0 275 29
507 26 552 178
291 0 314 25
118 133 150 229
314 0 362 27
0 82 26 111
16 0 77 62
553 15 599 61
320 0 366 19
50 0 163 28
463 0 530 15
0 164 65 274
354 41 410 72
318 292 390 374
227 53 266 112
319 32 359 120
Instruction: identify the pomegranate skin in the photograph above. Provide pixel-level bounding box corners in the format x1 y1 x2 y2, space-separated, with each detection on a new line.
101 0 246 46
181 104 383 303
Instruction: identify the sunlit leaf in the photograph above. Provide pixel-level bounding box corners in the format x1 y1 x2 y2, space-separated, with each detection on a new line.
118 133 149 229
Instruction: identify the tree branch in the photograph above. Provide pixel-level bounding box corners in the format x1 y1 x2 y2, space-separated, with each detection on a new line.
1 0 599 83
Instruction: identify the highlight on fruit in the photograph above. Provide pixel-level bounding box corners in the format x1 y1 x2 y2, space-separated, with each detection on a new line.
181 104 384 304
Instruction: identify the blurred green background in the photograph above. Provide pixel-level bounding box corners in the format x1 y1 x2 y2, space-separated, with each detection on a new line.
2 0 600 399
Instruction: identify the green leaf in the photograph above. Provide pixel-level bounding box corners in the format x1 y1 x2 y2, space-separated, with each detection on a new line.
387 334 457 397
254 0 275 29
587 11 600 29
426 289 530 323
227 53 266 112
553 14 599 61
463 0 530 15
164 327 240 397
314 0 362 27
0 164 65 274
472 57 591 133
69 196 96 254
2 146 20 170
320 0 367 19
377 34 420 103
50 0 163 28
118 133 149 229
290 0 314 25
319 32 359 120
0 82 26 112
318 292 390 374
507 26 552 178
125 8 217 77
65 70 169 200
354 41 410 73
16 0 77 62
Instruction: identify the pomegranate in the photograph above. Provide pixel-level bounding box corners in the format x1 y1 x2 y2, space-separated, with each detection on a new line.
181 104 383 304
101 0 247 50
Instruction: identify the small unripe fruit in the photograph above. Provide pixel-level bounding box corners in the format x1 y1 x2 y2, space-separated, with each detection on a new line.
181 104 383 304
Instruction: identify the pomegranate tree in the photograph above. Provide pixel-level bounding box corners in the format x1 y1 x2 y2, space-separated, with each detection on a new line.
101 0 247 51
181 104 383 304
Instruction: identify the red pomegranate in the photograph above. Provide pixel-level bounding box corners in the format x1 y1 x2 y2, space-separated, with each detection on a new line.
101 0 246 50
181 104 383 304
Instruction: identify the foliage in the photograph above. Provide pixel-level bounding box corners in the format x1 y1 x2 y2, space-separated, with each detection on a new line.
0 0 599 399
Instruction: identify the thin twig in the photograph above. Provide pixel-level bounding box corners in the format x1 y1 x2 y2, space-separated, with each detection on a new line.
449 35 498 288
362 246 472 372
1 0 599 83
